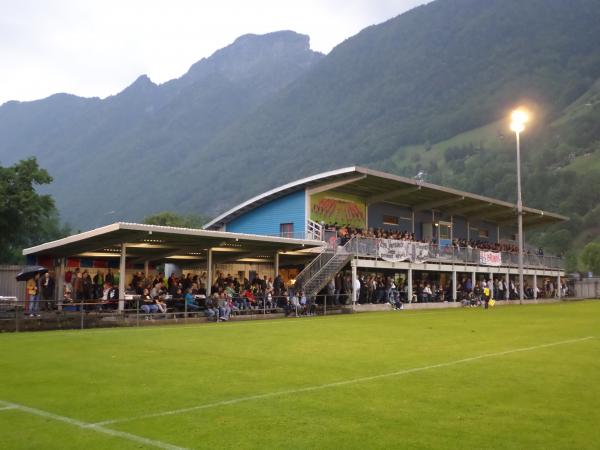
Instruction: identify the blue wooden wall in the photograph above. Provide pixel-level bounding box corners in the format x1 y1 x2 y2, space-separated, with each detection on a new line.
226 190 306 236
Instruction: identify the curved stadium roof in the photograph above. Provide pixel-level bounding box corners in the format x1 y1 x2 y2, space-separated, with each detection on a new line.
204 166 567 230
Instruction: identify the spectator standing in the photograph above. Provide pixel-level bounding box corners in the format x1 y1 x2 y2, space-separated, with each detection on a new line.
40 272 55 310
27 274 40 317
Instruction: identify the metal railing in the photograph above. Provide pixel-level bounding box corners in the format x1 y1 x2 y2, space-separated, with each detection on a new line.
307 219 324 241
293 237 356 294
0 294 352 333
348 237 564 270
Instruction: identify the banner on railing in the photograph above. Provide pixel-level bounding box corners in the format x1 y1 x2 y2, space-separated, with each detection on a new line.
414 243 431 263
377 239 412 262
376 240 432 263
479 251 502 266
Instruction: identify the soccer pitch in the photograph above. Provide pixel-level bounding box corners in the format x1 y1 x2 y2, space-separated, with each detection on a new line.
1 302 598 450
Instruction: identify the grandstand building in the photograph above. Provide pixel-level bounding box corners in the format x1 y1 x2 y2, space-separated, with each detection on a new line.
24 167 567 306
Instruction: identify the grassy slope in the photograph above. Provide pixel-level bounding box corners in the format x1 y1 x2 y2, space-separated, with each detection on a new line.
388 120 504 170
0 302 599 449
379 78 600 269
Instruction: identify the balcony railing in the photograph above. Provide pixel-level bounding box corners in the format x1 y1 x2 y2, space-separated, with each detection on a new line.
346 237 564 270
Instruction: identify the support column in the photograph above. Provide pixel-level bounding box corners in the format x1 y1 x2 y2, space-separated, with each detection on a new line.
206 248 213 296
506 270 510 300
411 209 415 234
274 252 280 280
467 220 470 241
144 260 149 277
118 243 127 312
497 225 500 243
407 267 413 303
533 273 537 299
452 270 457 302
471 270 476 291
489 272 494 299
56 257 65 311
351 259 358 309
557 274 561 299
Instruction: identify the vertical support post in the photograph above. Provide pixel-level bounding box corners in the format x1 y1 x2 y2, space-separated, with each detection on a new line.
407 267 413 304
471 270 476 291
56 257 65 312
450 215 454 241
207 248 213 296
557 274 561 299
515 131 524 305
489 272 494 299
506 270 510 300
351 259 357 311
274 252 280 280
411 209 415 234
467 220 470 241
496 225 500 243
533 273 538 299
452 270 457 302
118 243 127 312
144 260 149 277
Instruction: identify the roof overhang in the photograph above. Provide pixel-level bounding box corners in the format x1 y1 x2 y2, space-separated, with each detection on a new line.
204 166 568 230
23 222 323 265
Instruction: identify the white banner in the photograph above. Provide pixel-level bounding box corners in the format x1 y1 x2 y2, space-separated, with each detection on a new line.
414 243 431 263
376 240 432 263
377 239 412 262
479 251 502 266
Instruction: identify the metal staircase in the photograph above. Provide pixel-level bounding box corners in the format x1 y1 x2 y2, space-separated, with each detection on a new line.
294 237 356 297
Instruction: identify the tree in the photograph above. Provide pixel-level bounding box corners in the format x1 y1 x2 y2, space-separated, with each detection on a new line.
143 211 209 229
0 158 69 263
580 242 600 275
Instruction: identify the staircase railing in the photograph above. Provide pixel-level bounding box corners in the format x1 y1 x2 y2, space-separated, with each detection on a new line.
293 248 335 292
295 237 356 297
307 219 324 241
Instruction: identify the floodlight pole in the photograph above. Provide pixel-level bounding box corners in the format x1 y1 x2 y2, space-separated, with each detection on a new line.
515 130 524 305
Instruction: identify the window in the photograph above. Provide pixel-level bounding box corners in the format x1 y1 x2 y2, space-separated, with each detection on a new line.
439 222 452 239
383 215 399 225
479 229 489 238
280 223 293 238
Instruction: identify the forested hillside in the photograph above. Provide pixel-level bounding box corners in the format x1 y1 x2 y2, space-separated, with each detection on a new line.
1 0 599 269
0 31 323 227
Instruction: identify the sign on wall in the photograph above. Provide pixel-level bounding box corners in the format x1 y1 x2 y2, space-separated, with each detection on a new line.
310 192 366 228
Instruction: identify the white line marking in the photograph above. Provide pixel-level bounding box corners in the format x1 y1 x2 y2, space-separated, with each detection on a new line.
0 405 17 411
93 336 594 426
0 400 187 450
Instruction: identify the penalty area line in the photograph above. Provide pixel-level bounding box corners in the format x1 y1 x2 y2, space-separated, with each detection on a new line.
93 335 595 427
0 400 187 450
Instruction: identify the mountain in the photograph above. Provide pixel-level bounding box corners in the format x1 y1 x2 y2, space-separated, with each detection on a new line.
1 0 600 269
0 30 323 227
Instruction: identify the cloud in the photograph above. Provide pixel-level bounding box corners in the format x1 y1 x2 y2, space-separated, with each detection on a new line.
0 0 427 104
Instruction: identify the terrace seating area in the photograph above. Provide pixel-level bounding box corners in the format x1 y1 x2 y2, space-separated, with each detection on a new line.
321 223 563 270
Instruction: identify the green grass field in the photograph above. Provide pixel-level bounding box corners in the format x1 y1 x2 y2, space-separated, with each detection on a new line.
1 301 599 450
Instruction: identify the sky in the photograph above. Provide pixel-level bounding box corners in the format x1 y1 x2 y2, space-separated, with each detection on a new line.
0 0 427 105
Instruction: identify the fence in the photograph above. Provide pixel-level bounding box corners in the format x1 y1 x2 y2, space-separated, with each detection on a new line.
346 238 564 270
573 277 600 298
0 294 352 333
0 265 26 301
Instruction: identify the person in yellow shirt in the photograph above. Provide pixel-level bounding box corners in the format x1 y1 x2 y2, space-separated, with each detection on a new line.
26 274 40 317
483 286 491 310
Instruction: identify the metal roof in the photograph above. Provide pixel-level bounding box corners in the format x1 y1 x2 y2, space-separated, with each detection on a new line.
204 166 568 230
23 222 322 264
